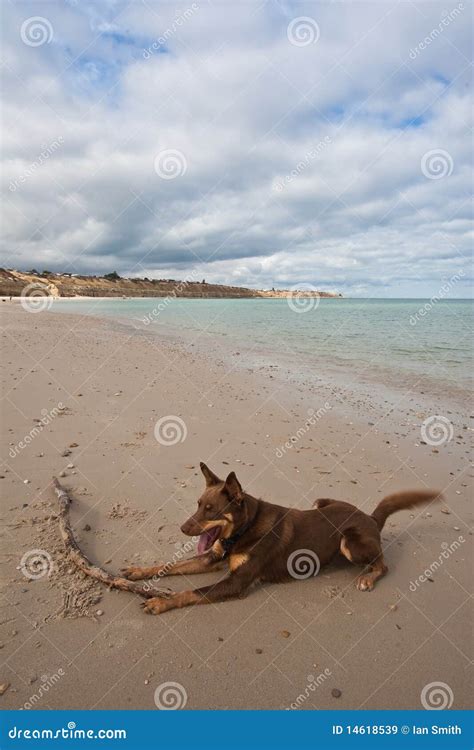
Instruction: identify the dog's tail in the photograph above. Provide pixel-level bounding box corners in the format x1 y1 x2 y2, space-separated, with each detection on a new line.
371 489 443 530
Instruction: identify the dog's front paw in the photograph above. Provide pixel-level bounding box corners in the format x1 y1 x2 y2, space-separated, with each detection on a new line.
141 596 173 615
356 575 374 591
121 566 149 581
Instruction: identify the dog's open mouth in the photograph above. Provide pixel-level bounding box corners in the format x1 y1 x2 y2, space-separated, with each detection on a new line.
197 525 221 554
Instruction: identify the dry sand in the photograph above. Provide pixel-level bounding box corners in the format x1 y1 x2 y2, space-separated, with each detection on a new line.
0 302 472 710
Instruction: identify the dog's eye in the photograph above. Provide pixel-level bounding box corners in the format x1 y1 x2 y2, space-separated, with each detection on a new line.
205 504 213 511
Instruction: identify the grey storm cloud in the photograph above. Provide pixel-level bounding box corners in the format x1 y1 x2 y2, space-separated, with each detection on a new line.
1 0 472 296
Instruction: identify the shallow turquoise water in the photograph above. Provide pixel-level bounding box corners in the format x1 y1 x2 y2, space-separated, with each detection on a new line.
51 298 473 395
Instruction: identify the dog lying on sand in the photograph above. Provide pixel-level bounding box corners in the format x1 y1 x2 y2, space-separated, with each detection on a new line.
122 462 441 615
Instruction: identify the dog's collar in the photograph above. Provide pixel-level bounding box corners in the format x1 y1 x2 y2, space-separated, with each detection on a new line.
220 522 251 558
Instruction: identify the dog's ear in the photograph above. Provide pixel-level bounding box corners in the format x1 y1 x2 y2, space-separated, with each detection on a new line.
225 472 243 503
200 462 220 487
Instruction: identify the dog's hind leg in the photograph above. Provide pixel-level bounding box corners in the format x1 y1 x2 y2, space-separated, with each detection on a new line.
356 555 387 591
340 528 388 592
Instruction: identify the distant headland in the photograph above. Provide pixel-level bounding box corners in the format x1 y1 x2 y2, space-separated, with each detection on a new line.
0 269 342 299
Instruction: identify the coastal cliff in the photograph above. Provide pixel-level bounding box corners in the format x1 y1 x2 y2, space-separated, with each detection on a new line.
0 269 342 299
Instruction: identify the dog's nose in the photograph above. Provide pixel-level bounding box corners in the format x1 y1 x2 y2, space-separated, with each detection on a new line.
181 520 192 535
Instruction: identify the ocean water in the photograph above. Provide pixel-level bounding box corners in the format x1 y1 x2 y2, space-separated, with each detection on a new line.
50 298 473 401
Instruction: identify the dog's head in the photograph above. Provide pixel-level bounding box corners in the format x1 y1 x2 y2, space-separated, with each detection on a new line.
181 462 246 554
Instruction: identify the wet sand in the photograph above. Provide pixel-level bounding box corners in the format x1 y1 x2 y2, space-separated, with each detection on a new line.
0 302 472 710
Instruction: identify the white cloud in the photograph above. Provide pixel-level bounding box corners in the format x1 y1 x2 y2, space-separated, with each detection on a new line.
1 0 472 296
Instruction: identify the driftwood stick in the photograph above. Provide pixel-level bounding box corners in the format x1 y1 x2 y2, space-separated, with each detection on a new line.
52 477 170 599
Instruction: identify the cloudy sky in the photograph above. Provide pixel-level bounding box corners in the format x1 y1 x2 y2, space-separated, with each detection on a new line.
2 0 472 296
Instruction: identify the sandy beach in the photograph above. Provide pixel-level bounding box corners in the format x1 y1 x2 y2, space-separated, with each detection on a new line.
0 302 472 711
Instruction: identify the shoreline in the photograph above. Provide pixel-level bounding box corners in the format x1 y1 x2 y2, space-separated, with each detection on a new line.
0 304 471 710
45 297 473 420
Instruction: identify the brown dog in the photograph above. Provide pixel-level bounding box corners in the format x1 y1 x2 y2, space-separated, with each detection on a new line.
122 462 441 615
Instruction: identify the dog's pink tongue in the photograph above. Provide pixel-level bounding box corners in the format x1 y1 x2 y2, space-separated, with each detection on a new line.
197 532 210 555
